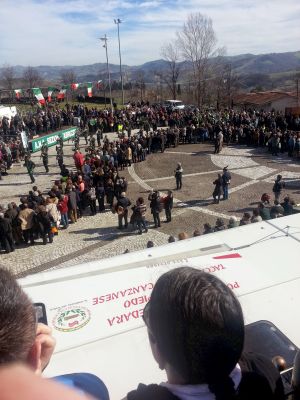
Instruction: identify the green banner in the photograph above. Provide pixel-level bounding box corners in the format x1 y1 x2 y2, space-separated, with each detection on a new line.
30 127 77 152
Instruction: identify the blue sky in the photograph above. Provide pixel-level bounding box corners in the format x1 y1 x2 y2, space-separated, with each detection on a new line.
1 0 300 66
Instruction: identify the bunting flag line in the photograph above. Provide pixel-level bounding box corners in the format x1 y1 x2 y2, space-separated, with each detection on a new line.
32 88 45 105
14 89 22 99
87 82 93 97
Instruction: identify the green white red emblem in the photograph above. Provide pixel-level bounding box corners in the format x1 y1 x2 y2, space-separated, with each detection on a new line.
53 305 91 332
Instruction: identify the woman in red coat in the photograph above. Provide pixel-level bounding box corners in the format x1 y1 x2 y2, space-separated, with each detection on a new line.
57 194 69 228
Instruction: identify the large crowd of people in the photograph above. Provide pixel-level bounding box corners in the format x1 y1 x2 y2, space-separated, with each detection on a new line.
1 103 300 399
1 102 300 175
0 102 300 253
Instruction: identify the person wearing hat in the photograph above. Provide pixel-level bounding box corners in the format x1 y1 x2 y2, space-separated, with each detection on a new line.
116 192 131 229
174 162 183 190
222 166 231 201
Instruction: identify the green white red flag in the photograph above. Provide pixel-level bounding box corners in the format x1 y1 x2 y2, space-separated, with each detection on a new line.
57 89 66 100
14 89 22 99
87 82 93 97
47 87 56 102
71 83 79 90
32 88 45 105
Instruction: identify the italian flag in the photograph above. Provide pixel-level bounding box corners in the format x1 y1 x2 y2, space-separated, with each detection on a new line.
87 82 93 97
47 87 56 102
71 83 79 90
97 80 102 89
32 88 45 105
57 89 66 100
14 89 22 99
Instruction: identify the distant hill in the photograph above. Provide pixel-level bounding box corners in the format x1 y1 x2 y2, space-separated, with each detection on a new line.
1 50 300 90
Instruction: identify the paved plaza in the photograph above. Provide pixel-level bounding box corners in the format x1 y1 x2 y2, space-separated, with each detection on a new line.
1 135 300 277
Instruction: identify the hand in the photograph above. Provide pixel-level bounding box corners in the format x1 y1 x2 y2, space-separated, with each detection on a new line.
35 323 56 374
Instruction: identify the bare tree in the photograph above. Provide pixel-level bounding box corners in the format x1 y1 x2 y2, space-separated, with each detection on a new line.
23 66 42 89
1 64 15 91
60 69 77 85
160 41 181 99
177 13 217 106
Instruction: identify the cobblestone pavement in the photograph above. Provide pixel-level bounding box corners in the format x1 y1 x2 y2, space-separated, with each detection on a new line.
1 136 299 277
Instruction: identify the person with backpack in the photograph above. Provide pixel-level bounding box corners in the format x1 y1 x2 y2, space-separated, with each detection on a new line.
115 192 131 229
272 175 285 202
126 267 284 400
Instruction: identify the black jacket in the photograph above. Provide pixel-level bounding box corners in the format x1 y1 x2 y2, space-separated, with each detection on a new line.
127 353 284 400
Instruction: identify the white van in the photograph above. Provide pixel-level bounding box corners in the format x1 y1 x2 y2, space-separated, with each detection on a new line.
164 100 185 110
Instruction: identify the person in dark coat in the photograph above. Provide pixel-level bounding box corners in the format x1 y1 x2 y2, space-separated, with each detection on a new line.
96 183 105 212
272 175 285 202
67 187 78 223
174 163 183 190
222 166 231 200
35 206 53 245
0 213 15 253
213 174 223 204
149 190 162 228
116 192 131 229
164 190 173 222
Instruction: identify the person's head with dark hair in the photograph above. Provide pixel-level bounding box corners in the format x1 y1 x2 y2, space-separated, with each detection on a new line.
0 268 36 364
0 268 55 374
147 241 154 248
168 236 176 243
143 267 244 399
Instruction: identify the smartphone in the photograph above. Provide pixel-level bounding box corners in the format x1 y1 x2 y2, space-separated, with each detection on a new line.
33 302 48 325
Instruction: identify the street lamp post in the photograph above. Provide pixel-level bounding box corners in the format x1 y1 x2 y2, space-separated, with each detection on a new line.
114 18 125 107
100 34 113 114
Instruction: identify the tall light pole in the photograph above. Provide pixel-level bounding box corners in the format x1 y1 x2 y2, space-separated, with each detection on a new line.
114 18 125 107
100 34 113 114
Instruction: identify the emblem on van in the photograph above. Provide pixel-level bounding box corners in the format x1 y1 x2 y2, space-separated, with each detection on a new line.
53 305 91 332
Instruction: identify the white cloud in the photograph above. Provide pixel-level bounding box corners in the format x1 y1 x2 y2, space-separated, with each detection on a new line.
0 0 299 66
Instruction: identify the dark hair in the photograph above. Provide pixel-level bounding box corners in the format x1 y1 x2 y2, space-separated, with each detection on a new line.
0 268 36 364
147 267 244 399
168 236 176 243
